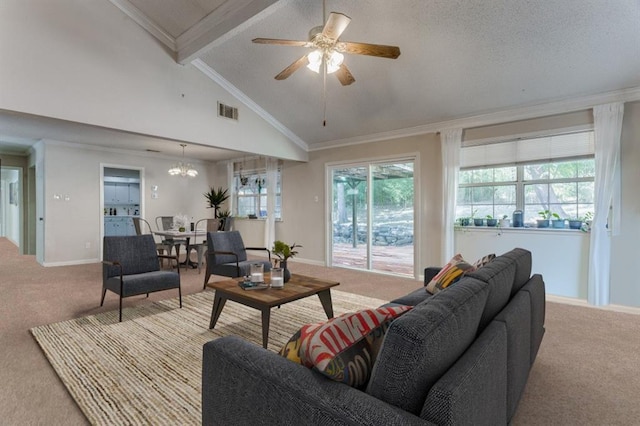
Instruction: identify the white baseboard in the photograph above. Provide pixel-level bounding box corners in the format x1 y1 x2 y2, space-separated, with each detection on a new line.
547 294 640 315
42 258 100 267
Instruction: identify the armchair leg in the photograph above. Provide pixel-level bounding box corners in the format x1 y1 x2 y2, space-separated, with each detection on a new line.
100 288 107 306
178 286 182 308
119 295 123 322
203 267 211 290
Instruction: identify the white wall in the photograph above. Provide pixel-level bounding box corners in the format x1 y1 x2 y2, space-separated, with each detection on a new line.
0 0 307 162
41 141 224 265
455 228 590 299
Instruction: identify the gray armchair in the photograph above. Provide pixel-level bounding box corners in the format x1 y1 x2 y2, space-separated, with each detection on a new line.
102 235 181 322
203 230 271 289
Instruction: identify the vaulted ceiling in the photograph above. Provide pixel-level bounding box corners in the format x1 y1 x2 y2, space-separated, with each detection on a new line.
114 0 640 149
2 0 640 159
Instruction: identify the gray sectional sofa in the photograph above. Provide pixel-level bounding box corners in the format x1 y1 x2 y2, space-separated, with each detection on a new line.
202 248 545 425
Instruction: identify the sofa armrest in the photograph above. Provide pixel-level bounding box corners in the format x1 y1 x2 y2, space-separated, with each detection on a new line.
423 267 441 286
202 336 432 426
421 321 508 425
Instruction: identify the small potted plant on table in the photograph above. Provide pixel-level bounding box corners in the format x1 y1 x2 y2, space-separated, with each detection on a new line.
272 241 302 283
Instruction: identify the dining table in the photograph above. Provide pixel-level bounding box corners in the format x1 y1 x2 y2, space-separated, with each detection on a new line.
154 229 206 269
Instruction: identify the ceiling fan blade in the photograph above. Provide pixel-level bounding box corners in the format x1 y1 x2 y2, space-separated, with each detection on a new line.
322 12 351 41
275 55 309 80
338 41 401 59
252 38 311 47
334 64 355 86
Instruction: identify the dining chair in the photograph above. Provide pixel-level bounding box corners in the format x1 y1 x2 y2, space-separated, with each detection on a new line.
191 218 222 274
155 216 186 263
203 230 272 288
102 234 181 322
132 217 175 266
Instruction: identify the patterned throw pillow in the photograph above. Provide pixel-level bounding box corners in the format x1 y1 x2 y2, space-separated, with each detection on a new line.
473 253 496 269
426 253 476 294
279 305 412 389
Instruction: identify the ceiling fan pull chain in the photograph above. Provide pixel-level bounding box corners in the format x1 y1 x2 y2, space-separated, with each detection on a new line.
323 60 327 126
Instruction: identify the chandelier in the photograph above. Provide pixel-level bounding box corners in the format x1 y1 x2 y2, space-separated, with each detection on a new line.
168 144 198 178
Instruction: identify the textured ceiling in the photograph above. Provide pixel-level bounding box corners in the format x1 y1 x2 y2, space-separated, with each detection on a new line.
2 0 639 159
199 0 640 146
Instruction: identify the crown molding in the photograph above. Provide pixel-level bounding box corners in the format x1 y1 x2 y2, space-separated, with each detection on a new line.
192 59 308 151
310 86 640 151
108 0 177 52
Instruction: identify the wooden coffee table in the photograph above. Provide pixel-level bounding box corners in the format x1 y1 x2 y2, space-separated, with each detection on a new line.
206 273 340 349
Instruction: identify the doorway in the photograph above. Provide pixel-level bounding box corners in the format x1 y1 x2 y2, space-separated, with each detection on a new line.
329 158 416 277
0 166 22 248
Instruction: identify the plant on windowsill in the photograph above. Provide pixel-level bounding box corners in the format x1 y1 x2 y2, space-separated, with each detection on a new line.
204 187 229 218
470 209 484 226
551 212 566 229
537 210 551 228
486 215 498 227
499 214 510 228
272 241 302 283
579 211 594 232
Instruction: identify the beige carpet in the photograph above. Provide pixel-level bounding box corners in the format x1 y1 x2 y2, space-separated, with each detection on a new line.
30 289 386 426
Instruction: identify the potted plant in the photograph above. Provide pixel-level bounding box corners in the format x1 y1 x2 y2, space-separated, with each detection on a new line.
499 214 511 228
537 210 551 228
204 187 229 218
217 210 233 231
486 215 498 227
568 216 583 229
458 217 471 227
471 210 484 226
581 211 594 232
551 212 566 229
271 240 302 283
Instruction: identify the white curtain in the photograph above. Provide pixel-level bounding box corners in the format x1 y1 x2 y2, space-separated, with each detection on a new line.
588 102 624 306
263 157 278 250
441 128 463 263
226 161 234 216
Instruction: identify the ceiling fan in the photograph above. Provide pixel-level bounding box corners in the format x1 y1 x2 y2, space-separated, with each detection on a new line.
252 3 401 86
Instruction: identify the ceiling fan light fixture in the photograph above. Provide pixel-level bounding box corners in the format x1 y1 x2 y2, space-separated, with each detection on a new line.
168 144 198 178
327 51 344 74
307 50 322 73
306 49 343 74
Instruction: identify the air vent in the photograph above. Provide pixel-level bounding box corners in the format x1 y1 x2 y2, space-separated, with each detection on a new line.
217 102 238 121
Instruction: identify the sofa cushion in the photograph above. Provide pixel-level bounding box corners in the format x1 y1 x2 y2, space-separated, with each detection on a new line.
500 248 532 296
466 255 516 331
426 254 475 294
279 305 412 389
390 287 433 306
366 277 490 415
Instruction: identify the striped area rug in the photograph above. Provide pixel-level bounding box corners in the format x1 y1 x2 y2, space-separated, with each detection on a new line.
30 289 384 425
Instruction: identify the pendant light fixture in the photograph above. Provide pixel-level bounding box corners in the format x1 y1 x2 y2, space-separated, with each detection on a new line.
168 143 198 178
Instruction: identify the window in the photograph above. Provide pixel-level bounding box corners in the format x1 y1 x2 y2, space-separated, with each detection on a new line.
457 131 595 224
233 162 281 219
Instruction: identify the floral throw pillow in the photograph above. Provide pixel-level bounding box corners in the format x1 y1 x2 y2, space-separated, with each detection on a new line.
279 305 412 389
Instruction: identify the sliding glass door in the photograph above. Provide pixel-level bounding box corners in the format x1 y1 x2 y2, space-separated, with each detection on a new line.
330 159 415 277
